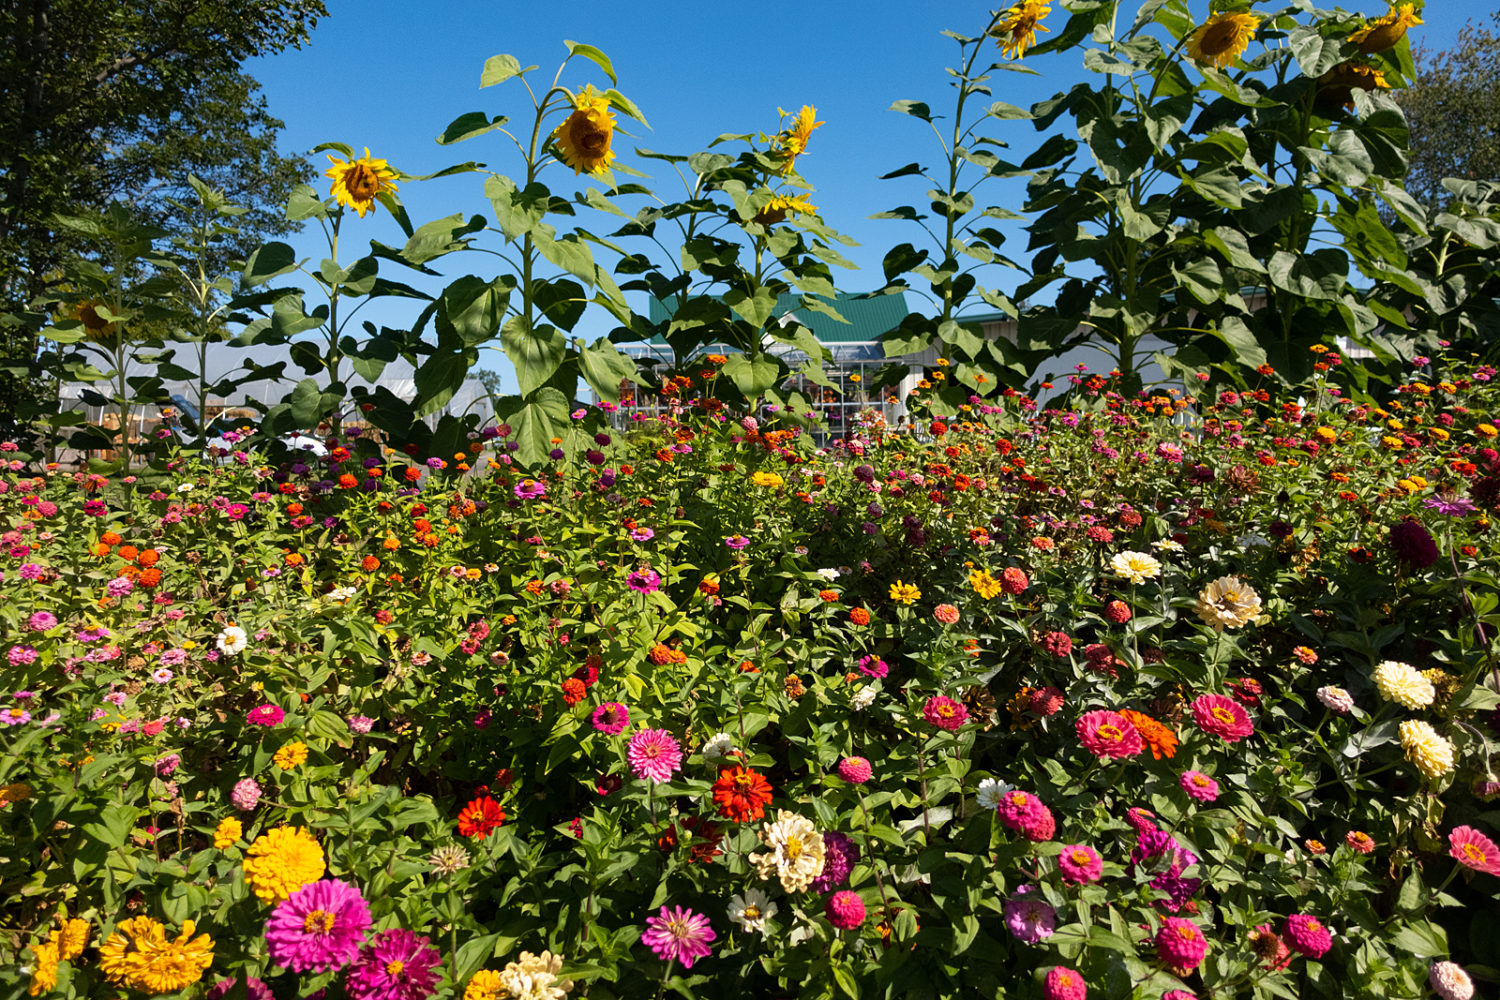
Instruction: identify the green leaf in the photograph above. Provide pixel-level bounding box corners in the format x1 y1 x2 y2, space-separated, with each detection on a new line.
1211 316 1267 368
720 353 781 398
563 41 618 85
243 242 297 287
889 100 935 122
485 175 549 241
533 231 597 286
503 388 571 466
501 317 567 396
437 111 510 145
287 377 344 426
480 54 528 88
413 351 477 418
436 276 510 348
401 214 486 265
285 184 329 222
579 339 641 402
723 285 776 328
1390 920 1448 958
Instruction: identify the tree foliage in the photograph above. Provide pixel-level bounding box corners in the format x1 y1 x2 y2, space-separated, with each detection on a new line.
1394 12 1500 210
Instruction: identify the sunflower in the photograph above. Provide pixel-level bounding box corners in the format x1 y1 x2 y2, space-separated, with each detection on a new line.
751 194 817 226
773 105 825 175
993 1 1052 60
68 300 118 343
325 148 398 218
1318 61 1391 109
1187 12 1261 70
552 85 617 176
1350 4 1422 54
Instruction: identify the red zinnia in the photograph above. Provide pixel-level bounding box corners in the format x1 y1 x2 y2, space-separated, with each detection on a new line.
561 678 586 705
456 795 506 839
712 765 774 823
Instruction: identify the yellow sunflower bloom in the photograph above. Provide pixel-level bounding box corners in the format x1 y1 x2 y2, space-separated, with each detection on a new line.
994 1 1052 59
752 194 817 226
552 85 617 176
1350 3 1422 54
67 300 119 343
1318 61 1390 108
1188 12 1260 69
325 148 398 218
773 105 825 175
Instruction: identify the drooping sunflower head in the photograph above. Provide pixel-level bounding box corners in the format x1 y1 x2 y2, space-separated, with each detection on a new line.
1318 60 1391 109
68 299 118 343
325 148 398 218
772 105 825 175
993 1 1052 60
751 193 817 226
1350 3 1423 54
553 84 617 176
1187 11 1261 70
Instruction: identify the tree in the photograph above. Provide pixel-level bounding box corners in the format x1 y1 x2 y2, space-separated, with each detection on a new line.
1394 12 1500 210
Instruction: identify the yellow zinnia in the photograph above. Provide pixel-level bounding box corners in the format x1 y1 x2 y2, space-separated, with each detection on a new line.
773 105 825 175
968 568 1003 600
993 1 1052 59
1187 12 1260 70
889 580 922 605
751 471 785 488
53 918 90 961
1350 3 1422 54
552 85 617 176
242 826 326 903
274 742 309 771
27 939 58 997
100 916 214 995
214 817 243 849
325 148 398 218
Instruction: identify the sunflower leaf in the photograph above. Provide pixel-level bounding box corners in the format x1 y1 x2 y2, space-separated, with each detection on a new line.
480 54 531 88
563 41 618 86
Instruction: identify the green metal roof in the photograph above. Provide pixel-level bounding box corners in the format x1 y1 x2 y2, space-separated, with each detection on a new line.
645 290 909 344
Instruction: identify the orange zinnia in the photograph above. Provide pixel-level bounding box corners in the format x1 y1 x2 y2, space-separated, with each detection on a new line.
712 765 774 823
1119 709 1179 760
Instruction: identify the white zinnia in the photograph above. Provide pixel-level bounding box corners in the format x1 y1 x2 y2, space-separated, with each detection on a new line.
976 777 1013 810
1153 538 1184 553
215 624 247 655
850 687 876 711
727 888 778 933
702 732 735 761
751 810 826 892
1110 551 1162 584
327 585 358 602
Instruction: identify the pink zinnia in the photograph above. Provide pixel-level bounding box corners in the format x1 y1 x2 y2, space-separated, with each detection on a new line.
641 905 715 969
997 790 1056 842
933 603 960 625
266 878 371 972
1001 567 1029 594
231 778 262 811
1448 825 1500 875
838 756 873 784
1076 710 1144 759
1125 807 1157 833
1179 770 1220 802
344 928 442 1000
1043 966 1087 1000
922 695 968 731
591 702 630 735
627 728 682 783
1156 916 1210 973
1058 844 1103 884
246 703 285 727
825 891 866 929
1190 693 1254 743
1283 914 1333 959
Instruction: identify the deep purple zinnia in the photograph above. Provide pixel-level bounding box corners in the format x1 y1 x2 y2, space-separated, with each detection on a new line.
1389 518 1439 568
345 928 442 1000
266 878 372 972
591 702 630 735
627 728 682 783
641 905 716 969
811 831 860 892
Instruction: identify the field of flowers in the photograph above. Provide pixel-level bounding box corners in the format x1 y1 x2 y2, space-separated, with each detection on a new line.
2 353 1499 1000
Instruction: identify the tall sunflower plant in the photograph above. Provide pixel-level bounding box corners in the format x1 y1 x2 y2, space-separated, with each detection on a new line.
603 105 860 429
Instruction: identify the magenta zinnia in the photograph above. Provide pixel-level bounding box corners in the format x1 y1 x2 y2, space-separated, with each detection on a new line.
1076 709 1144 759
1156 916 1210 974
265 878 371 973
1448 825 1500 875
641 905 716 969
997 790 1056 842
627 728 682 783
1283 913 1333 959
591 702 630 735
1058 844 1103 884
1190 693 1254 743
344 928 442 1000
922 695 969 731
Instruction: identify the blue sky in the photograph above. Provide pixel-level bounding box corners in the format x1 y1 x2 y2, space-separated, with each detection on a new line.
247 0 1494 392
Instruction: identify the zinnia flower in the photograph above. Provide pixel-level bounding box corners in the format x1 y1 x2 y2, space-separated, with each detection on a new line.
243 826 327 903
889 580 921 604
997 790 1055 841
625 569 661 594
627 728 682 783
1193 576 1261 631
467 952 573 1000
1179 770 1220 802
1058 844 1103 884
266 878 371 972
1400 719 1455 779
216 624 248 655
1317 686 1354 713
27 938 58 996
933 603 960 625
591 702 629 735
1429 960 1476 1000
214 817 243 848
825 891 865 930
838 756 872 784
232 778 262 811
1372 660 1436 709
712 765 774 823
346 928 443 1000
100 916 215 995
1448 825 1500 875
727 890 776 933
1191 693 1255 743
1076 709 1144 758
1156 917 1210 974
922 695 969 731
1118 709 1178 759
274 741 309 770
1109 550 1161 584
246 703 283 727
1187 12 1260 69
326 148 399 217
1283 913 1333 959
1389 518 1439 567
811 831 859 893
993 0 1051 59
1004 886 1056 944
640 905 715 969
1043 965 1087 1000
750 810 826 892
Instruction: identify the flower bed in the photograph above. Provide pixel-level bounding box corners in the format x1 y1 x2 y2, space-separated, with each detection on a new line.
2 362 1499 999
